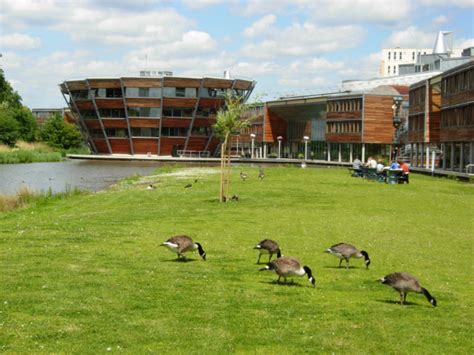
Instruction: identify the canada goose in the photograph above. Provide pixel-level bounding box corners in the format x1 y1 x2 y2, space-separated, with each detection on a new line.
379 272 437 307
161 235 206 260
254 239 281 263
240 172 248 181
258 169 265 180
260 256 315 287
184 183 192 188
147 184 156 190
325 243 371 269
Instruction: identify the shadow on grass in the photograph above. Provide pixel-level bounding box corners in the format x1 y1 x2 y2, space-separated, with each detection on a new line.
162 257 199 263
376 299 423 307
323 265 361 270
259 280 305 288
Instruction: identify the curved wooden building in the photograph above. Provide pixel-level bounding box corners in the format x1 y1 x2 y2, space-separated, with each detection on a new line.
60 75 255 155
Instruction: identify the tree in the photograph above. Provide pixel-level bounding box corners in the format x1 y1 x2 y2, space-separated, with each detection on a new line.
14 106 37 142
213 94 257 202
39 113 82 149
0 105 19 146
0 69 22 109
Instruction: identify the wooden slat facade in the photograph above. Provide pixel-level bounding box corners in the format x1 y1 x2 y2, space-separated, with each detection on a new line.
102 119 128 129
63 75 254 155
109 139 131 154
264 107 287 143
126 98 162 107
325 133 362 143
132 138 158 154
363 95 395 143
129 119 160 128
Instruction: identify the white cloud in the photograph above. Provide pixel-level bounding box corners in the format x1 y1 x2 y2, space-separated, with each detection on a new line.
307 0 413 24
457 38 474 49
418 0 474 8
433 15 449 25
181 0 228 9
242 22 365 59
243 14 277 37
384 26 436 48
0 33 42 50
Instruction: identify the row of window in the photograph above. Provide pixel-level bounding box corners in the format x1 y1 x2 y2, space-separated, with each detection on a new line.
327 99 363 113
408 115 424 132
409 87 426 107
326 121 361 134
441 106 473 128
387 51 426 61
89 127 209 138
79 106 218 119
442 68 474 96
387 66 397 75
70 87 247 100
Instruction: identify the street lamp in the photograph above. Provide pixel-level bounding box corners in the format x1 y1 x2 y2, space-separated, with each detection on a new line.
303 136 310 161
250 133 256 159
277 136 283 159
392 95 403 160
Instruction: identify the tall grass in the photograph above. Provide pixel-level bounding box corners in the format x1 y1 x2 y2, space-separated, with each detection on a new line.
0 184 84 212
0 140 90 164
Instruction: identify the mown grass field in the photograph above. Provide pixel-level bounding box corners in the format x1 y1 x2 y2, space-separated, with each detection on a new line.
0 165 473 353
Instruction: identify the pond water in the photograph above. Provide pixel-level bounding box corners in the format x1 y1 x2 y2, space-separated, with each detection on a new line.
0 159 163 195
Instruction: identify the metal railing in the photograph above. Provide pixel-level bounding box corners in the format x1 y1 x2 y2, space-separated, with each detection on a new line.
177 150 210 158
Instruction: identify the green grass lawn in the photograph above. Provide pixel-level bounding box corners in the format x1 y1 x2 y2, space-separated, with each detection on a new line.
1 166 473 353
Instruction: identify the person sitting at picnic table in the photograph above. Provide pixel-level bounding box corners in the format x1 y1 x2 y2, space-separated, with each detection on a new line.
389 160 400 170
376 160 387 179
366 156 377 169
399 160 410 184
352 156 363 176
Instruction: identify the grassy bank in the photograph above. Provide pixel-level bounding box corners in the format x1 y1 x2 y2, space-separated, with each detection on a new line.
0 166 472 353
0 141 89 164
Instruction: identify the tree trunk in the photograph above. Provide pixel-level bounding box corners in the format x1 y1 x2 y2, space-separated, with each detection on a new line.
219 135 229 202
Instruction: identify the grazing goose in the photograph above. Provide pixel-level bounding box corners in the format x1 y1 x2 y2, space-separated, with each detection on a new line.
379 272 437 307
254 239 281 264
325 243 371 269
258 169 265 180
184 183 192 188
240 172 248 181
161 235 206 260
260 256 315 287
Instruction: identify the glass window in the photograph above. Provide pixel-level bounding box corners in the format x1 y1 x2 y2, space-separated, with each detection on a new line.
388 52 391 60
99 108 125 118
79 109 97 119
412 51 415 60
71 90 90 100
126 88 139 98
175 88 186 97
185 88 197 97
127 107 160 118
163 87 175 97
399 52 402 60
131 127 159 137
105 128 127 137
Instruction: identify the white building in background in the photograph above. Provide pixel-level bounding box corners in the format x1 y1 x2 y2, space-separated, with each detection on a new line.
380 32 463 77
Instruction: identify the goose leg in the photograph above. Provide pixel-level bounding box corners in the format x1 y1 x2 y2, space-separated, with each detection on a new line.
403 293 407 304
268 254 272 263
257 253 261 264
277 276 281 284
338 259 343 268
346 259 350 269
400 292 404 305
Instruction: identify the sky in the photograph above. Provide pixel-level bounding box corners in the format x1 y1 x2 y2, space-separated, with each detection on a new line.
0 0 473 108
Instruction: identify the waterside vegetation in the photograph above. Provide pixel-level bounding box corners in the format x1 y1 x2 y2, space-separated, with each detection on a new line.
0 166 472 353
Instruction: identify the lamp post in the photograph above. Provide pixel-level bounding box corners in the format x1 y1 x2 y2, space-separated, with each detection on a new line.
392 95 403 161
303 136 310 161
250 133 256 159
277 136 282 159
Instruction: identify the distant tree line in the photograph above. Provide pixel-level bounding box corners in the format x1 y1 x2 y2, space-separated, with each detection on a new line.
0 69 82 149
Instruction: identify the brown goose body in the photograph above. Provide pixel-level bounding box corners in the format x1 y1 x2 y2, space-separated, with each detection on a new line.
161 235 206 260
260 256 315 287
254 239 281 263
380 272 437 307
326 243 371 269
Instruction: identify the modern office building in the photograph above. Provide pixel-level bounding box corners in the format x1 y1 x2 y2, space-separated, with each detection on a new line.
237 85 408 163
407 60 473 172
60 73 255 156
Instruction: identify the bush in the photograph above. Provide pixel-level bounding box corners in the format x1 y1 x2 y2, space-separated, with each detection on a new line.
0 110 19 146
40 114 82 149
